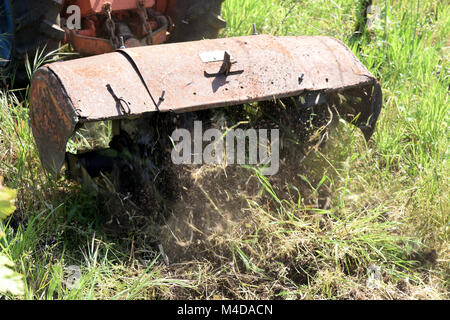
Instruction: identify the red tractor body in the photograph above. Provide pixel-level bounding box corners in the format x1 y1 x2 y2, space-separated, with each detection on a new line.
60 0 173 55
63 0 157 15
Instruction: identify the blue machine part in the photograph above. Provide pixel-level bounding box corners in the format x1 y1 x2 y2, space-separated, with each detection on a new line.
0 0 13 67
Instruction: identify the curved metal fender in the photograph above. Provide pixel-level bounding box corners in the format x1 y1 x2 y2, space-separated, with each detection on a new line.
29 35 382 174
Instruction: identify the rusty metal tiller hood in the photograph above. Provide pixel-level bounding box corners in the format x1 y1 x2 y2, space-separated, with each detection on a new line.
30 35 382 174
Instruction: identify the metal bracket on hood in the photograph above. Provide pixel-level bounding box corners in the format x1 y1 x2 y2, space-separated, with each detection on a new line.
203 51 243 77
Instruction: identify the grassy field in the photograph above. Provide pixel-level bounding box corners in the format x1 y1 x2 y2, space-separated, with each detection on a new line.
0 0 448 299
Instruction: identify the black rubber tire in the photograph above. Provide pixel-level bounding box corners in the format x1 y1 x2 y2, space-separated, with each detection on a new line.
167 0 226 43
1 0 64 87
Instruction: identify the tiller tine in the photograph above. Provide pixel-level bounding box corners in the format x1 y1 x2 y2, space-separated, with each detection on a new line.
29 35 382 174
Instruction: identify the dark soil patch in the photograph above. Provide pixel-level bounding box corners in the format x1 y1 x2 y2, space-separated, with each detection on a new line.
74 97 341 297
101 99 333 232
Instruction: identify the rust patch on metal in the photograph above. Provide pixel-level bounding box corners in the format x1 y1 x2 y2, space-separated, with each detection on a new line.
29 68 78 174
69 31 115 56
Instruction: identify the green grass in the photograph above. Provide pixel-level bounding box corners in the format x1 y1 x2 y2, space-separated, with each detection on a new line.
0 0 448 299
